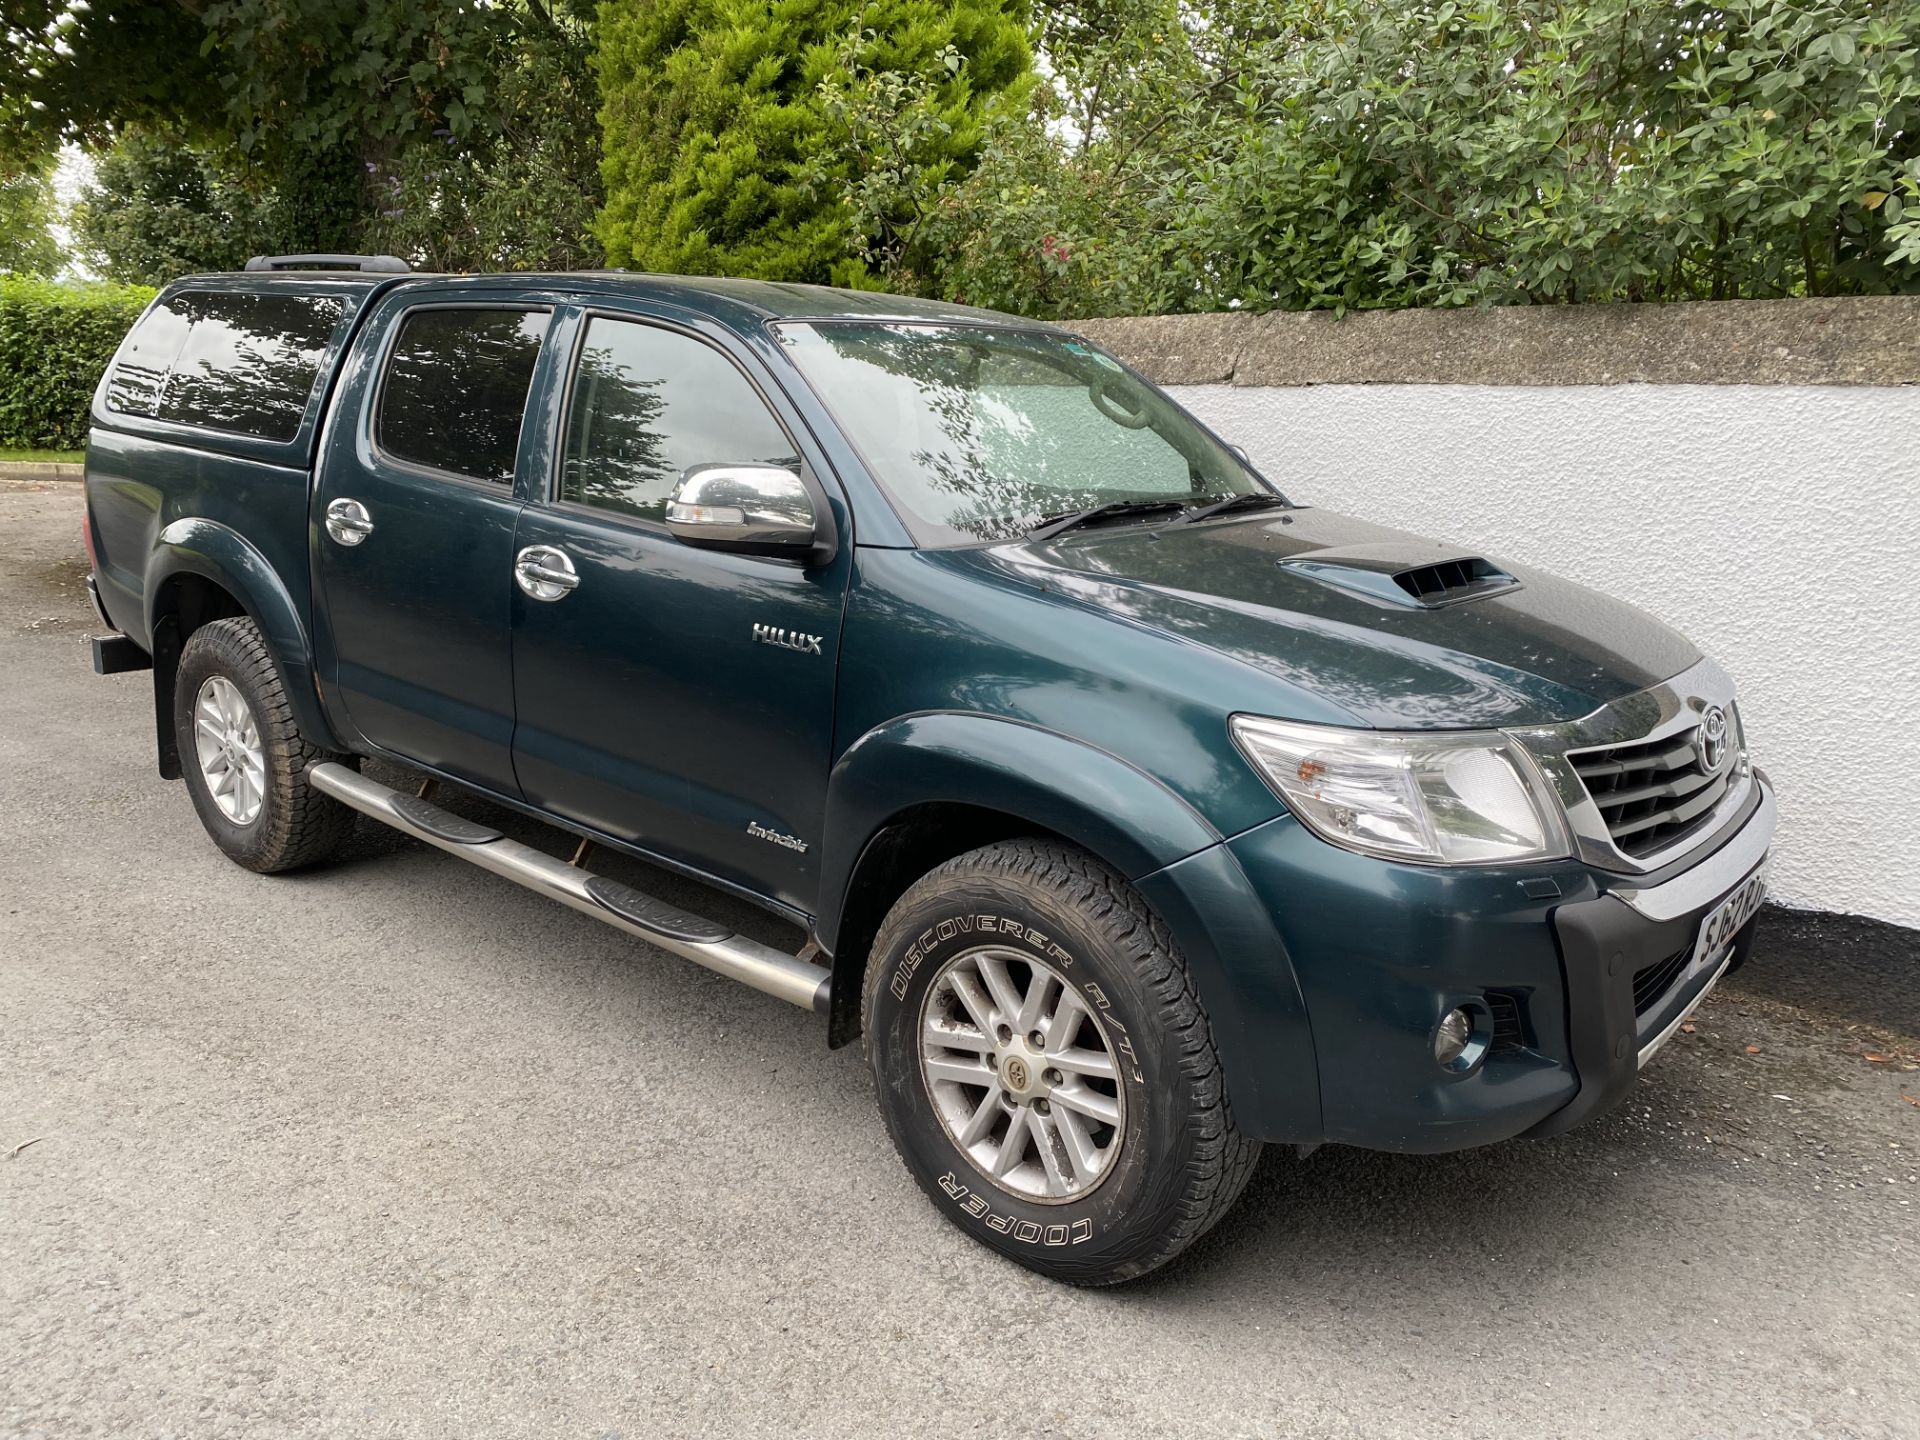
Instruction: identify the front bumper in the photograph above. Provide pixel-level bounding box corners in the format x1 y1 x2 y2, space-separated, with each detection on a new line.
1216 772 1775 1152
1520 775 1774 1138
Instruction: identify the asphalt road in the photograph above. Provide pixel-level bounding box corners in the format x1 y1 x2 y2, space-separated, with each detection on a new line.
4 478 1917 1439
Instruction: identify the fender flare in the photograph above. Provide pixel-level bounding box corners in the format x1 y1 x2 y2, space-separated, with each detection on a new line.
818 712 1322 1141
145 519 342 771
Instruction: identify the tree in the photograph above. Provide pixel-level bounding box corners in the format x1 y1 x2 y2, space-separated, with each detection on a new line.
0 3 221 168
0 162 63 277
3 1 600 265
70 133 281 285
594 0 1032 283
363 5 606 270
817 0 1268 314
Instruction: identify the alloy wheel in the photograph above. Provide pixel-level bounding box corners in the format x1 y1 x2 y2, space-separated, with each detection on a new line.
918 946 1127 1202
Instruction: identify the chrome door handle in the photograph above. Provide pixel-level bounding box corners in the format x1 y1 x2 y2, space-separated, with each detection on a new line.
325 497 374 546
514 545 579 601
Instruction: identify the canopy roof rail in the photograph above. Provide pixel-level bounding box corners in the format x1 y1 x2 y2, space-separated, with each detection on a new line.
243 254 411 274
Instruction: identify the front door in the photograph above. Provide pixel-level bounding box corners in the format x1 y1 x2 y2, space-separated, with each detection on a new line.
509 311 850 915
313 297 550 793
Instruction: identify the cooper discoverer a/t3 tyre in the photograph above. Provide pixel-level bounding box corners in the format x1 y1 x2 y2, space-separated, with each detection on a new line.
173 616 358 873
863 839 1260 1285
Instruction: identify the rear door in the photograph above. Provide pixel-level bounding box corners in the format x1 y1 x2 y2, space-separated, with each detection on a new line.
508 305 852 914
312 288 552 793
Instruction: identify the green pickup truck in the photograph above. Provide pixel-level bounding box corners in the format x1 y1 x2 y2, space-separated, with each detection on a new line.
83 256 1774 1284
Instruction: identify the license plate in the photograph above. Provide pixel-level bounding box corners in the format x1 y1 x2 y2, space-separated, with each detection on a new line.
1691 857 1769 973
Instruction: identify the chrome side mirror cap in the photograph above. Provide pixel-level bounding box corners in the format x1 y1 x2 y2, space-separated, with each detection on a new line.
664 464 827 561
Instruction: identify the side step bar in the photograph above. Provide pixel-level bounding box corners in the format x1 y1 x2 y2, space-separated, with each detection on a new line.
307 763 831 1014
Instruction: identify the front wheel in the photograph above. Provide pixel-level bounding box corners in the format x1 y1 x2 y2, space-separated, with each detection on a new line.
863 839 1260 1285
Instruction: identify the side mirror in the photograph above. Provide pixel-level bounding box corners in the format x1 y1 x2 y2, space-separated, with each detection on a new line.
664 463 827 561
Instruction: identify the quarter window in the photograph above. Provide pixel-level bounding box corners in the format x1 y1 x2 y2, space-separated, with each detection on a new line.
107 290 345 441
560 318 799 522
377 308 547 485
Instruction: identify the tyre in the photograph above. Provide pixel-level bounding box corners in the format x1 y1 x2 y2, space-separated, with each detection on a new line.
863 839 1260 1285
173 616 357 873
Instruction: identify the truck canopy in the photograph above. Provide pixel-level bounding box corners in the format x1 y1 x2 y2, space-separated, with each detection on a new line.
91 271 414 469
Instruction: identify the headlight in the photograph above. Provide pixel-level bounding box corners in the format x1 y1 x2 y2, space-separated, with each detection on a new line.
1229 715 1570 865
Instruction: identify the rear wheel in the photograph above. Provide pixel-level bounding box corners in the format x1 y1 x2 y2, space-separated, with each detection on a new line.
173 617 357 873
863 839 1260 1285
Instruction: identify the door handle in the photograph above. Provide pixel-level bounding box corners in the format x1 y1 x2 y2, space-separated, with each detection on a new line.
325 497 374 546
514 545 579 601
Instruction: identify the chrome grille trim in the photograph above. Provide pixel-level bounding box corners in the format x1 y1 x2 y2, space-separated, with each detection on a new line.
1504 656 1752 876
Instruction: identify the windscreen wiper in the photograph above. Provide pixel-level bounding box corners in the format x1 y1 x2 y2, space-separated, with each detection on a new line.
1178 492 1293 524
1027 499 1189 542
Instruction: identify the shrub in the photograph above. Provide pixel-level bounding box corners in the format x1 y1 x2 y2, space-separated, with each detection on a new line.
1196 0 1920 311
0 277 154 450
874 0 1920 316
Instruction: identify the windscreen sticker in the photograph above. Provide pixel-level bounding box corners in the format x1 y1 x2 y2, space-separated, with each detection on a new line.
1064 341 1126 372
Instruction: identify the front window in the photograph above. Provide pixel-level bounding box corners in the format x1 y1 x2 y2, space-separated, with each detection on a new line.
777 322 1276 544
560 318 800 523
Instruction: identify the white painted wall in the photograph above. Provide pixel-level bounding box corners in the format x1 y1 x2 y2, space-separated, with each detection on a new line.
1169 382 1920 929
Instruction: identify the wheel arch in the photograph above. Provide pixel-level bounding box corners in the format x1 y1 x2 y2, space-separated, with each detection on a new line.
145 519 341 778
818 712 1323 1141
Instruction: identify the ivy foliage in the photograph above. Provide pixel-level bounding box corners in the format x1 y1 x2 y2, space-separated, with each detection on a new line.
0 278 155 450
594 0 1032 283
857 0 1920 315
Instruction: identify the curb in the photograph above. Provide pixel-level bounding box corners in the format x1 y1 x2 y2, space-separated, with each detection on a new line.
0 461 83 483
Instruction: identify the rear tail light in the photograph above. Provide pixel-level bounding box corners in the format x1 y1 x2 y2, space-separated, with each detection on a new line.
82 511 98 570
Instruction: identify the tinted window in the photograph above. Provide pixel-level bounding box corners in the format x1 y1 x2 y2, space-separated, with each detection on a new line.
377 308 547 484
560 319 799 521
107 290 344 441
106 299 193 418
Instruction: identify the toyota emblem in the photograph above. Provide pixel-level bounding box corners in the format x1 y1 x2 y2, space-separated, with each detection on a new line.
1695 706 1730 774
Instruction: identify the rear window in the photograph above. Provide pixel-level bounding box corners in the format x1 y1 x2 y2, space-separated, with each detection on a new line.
375 308 548 485
106 290 346 442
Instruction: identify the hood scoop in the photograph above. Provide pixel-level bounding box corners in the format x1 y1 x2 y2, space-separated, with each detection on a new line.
1278 544 1520 609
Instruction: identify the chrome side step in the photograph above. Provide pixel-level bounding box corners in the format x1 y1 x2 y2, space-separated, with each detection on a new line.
307 763 831 1014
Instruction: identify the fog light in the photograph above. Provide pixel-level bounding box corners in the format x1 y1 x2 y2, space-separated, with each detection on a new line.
1434 1008 1473 1066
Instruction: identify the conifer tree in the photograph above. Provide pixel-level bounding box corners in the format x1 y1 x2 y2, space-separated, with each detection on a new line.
594 0 1031 282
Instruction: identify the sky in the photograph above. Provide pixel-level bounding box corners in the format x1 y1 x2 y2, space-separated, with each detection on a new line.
51 144 96 280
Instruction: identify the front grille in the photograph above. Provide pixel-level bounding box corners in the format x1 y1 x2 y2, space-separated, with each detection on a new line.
1568 727 1730 859
1632 944 1692 1016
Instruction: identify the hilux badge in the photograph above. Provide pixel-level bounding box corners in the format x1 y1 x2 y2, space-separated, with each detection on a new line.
1695 705 1730 774
753 622 823 655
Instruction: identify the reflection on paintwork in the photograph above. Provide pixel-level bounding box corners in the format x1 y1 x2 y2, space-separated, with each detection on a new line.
972 509 1699 727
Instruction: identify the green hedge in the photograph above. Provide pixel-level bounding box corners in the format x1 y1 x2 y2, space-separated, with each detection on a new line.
0 277 156 451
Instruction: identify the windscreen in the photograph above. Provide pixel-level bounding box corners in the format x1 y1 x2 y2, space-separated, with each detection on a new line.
777 322 1274 544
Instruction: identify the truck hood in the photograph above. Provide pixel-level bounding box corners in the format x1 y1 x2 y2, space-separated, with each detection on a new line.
971 507 1700 729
